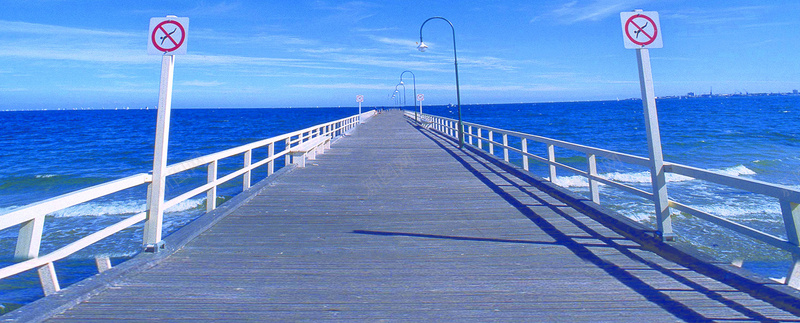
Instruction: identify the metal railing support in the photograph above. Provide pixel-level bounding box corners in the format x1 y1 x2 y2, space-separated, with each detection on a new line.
285 138 291 166
588 153 600 204
267 142 275 176
95 256 112 273
477 128 482 149
502 134 509 162
37 263 60 296
782 201 800 288
468 126 473 145
522 139 529 171
14 216 45 260
207 160 218 212
489 131 494 156
243 150 252 190
547 144 557 182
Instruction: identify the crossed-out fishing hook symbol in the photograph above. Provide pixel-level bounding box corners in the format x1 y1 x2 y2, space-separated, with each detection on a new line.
160 28 177 45
634 21 648 39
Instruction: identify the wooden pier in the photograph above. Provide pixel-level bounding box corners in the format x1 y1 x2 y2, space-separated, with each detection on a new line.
8 111 800 321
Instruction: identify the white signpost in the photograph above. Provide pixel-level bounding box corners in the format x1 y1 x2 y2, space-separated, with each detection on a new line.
144 16 189 252
417 94 424 116
620 10 672 241
356 95 364 123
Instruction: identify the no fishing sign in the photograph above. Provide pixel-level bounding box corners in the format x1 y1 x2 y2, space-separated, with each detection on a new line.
148 16 189 55
620 11 662 49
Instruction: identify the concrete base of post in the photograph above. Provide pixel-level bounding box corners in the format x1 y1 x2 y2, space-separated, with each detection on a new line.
143 241 165 253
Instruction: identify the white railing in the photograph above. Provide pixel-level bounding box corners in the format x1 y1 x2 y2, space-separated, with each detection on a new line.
0 110 376 296
406 110 800 287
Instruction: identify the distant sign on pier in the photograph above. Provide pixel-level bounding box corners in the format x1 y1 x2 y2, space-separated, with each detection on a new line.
620 11 662 49
148 17 189 55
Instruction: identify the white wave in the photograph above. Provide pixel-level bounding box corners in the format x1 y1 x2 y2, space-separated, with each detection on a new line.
693 202 782 223
51 200 147 218
50 197 205 218
716 165 756 177
602 171 693 184
549 175 588 188
166 198 206 213
35 174 58 178
549 171 693 188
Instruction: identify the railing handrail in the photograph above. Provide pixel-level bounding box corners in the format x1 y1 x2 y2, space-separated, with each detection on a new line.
0 110 375 296
410 111 800 203
0 173 152 231
406 110 800 287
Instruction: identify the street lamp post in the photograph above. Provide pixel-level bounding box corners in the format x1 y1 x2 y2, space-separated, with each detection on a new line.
395 83 406 106
400 71 417 121
418 16 464 148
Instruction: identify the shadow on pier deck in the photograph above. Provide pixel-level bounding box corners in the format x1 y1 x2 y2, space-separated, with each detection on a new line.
7 111 800 322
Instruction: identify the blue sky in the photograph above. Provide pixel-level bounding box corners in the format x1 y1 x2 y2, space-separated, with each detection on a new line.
1 0 799 109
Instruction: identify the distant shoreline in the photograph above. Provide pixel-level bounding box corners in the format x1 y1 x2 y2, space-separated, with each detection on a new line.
2 92 799 112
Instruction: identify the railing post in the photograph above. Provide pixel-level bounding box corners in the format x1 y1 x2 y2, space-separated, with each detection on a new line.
781 201 800 288
37 262 60 296
267 142 275 176
587 153 599 204
522 138 529 171
95 256 112 273
488 131 494 156
243 150 252 190
468 126 473 145
207 160 218 212
285 138 291 166
548 144 557 183
14 215 45 260
502 134 509 162
477 128 483 149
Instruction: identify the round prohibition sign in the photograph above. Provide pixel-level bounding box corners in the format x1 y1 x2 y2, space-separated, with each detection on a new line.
356 95 364 102
151 20 186 52
625 14 658 46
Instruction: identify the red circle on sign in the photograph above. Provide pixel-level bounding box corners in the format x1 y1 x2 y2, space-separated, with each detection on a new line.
151 20 186 52
625 14 657 46
356 95 363 102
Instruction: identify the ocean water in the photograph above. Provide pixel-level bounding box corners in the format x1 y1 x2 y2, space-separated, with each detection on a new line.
1 96 799 311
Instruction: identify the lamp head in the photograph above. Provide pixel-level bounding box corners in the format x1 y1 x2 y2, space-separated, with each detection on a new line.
417 42 428 52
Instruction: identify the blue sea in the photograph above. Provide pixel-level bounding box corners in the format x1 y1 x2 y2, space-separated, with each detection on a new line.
2 96 800 311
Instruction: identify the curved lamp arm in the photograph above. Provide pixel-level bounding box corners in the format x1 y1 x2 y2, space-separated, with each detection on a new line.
418 16 464 148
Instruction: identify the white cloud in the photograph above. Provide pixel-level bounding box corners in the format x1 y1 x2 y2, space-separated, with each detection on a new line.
368 36 418 47
533 0 651 24
179 80 225 87
0 20 138 38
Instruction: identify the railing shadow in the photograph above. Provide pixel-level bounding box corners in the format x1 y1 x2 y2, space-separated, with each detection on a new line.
395 119 794 322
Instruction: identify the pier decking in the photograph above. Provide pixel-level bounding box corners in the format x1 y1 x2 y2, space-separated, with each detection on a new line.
14 111 800 321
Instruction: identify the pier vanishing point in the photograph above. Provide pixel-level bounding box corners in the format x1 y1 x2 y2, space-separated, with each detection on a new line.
5 111 800 322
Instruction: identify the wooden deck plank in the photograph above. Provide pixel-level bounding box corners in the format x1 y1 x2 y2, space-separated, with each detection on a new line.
43 111 796 322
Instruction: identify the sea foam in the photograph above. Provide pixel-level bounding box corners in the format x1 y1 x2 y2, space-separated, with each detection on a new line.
50 198 205 218
548 165 758 188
